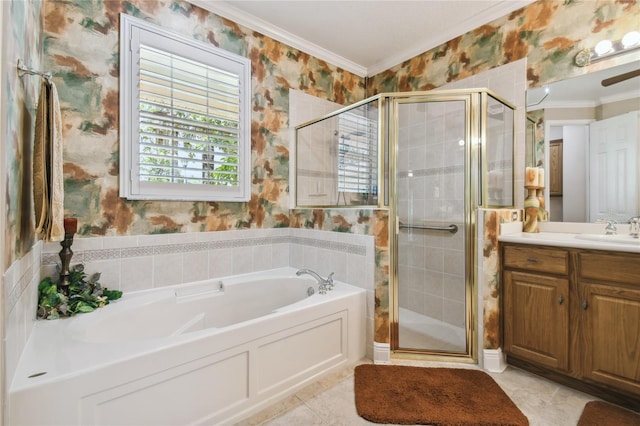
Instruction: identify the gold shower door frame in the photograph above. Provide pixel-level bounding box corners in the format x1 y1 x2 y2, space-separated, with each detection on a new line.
388 90 481 363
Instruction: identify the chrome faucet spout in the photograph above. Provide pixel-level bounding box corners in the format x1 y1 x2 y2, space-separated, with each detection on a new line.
296 269 334 294
296 269 324 283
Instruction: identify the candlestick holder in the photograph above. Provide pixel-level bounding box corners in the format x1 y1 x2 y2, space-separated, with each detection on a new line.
536 187 548 222
58 231 75 295
523 185 540 233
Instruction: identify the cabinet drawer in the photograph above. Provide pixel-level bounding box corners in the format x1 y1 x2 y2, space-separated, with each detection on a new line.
503 245 569 275
579 252 640 286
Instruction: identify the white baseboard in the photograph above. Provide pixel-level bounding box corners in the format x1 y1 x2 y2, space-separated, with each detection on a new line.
373 342 390 364
483 348 507 372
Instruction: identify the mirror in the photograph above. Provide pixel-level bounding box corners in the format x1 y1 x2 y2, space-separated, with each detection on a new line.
526 59 640 223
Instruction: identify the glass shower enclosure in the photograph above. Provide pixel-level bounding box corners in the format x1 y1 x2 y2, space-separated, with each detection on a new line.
295 98 380 207
294 90 515 360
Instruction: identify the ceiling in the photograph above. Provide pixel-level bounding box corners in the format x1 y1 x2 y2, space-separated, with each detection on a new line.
190 0 533 77
189 0 639 105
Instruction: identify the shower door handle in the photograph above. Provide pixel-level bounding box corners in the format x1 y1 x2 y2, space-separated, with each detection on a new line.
398 222 458 234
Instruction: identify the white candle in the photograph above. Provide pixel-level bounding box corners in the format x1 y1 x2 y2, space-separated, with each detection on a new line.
525 167 538 187
537 167 545 188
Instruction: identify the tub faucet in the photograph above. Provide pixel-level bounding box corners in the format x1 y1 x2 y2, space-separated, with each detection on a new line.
296 269 334 294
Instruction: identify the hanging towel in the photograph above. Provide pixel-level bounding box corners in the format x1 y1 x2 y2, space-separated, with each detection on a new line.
33 79 64 242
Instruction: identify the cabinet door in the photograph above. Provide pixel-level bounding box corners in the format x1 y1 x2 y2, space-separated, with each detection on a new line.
581 282 640 395
504 271 569 371
549 139 562 196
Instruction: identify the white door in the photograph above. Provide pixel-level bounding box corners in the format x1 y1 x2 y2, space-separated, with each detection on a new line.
589 112 639 223
562 125 589 222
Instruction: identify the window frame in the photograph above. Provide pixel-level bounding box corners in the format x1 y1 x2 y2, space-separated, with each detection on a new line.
119 14 251 202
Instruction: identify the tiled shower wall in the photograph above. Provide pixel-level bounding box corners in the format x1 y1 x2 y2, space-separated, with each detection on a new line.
396 100 467 329
395 59 526 346
440 59 527 356
441 59 526 209
4 228 375 387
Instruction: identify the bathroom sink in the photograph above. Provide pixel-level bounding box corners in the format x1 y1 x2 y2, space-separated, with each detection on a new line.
574 234 640 245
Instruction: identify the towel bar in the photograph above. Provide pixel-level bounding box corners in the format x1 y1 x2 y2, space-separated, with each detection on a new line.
16 59 52 82
399 222 458 234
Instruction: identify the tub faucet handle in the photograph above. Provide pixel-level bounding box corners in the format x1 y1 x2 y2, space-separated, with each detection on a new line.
326 272 335 290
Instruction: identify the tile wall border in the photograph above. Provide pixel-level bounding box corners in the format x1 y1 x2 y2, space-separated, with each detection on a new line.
41 230 367 267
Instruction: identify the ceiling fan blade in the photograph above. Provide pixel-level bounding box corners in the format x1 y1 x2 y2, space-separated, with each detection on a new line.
601 68 640 87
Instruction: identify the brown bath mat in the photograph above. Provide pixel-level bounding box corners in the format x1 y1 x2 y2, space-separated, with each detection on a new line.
577 401 640 425
354 364 528 425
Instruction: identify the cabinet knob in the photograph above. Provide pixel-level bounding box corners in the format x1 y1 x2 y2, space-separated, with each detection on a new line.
582 300 588 310
558 295 564 305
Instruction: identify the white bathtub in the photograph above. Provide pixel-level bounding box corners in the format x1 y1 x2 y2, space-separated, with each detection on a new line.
8 267 366 425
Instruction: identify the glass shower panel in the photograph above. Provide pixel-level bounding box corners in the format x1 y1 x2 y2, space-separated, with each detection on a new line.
396 99 467 353
296 115 339 206
485 95 515 207
296 100 379 207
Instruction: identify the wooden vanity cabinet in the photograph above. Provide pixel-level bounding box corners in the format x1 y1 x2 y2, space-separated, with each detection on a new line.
577 252 640 395
503 246 570 371
502 243 640 410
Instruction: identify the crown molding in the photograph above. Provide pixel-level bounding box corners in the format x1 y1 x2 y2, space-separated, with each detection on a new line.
189 0 368 77
600 89 640 105
538 100 600 110
190 0 532 78
366 0 533 76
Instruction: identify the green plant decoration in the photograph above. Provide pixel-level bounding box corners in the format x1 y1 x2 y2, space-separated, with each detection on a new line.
37 264 123 320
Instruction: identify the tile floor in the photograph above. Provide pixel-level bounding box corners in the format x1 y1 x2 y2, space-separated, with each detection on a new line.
238 359 606 426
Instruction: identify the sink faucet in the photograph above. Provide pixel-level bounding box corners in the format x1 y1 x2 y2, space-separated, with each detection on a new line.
296 269 334 294
605 220 617 235
630 217 640 239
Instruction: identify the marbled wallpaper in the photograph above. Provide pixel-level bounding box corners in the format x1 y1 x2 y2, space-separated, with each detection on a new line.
41 0 365 240
367 0 640 96
3 0 43 270
482 209 520 350
527 109 546 168
4 0 365 266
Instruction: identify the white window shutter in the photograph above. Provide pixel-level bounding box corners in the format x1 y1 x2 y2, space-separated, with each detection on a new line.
338 109 378 196
120 14 251 201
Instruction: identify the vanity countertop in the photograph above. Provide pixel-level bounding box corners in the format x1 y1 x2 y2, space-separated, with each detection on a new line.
498 231 640 254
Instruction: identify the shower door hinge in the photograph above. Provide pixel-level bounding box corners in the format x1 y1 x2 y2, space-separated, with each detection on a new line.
395 216 399 234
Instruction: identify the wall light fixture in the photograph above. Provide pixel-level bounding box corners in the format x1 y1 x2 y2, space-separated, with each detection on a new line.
574 31 640 67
